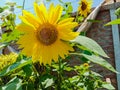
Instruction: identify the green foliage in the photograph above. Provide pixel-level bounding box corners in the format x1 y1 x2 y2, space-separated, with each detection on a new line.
0 5 21 50
102 83 115 90
71 36 117 73
58 0 73 19
82 54 117 73
115 7 120 16
0 6 9 13
41 78 54 88
71 36 109 58
77 15 84 22
5 2 16 7
105 18 120 26
0 29 21 43
0 56 32 77
105 8 120 26
0 7 4 13
87 19 101 23
0 53 116 90
0 77 22 90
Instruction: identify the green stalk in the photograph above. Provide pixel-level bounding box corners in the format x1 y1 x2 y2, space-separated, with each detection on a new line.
32 64 44 90
57 59 62 90
75 11 79 22
22 0 25 15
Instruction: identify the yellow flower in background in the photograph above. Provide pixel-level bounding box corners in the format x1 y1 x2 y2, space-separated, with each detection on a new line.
0 53 18 70
16 3 79 65
78 0 93 17
83 63 89 67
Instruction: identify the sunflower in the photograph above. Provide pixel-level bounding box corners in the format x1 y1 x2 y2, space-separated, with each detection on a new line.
16 3 79 65
0 53 18 70
78 0 92 17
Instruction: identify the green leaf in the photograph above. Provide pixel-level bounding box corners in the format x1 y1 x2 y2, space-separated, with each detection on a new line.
105 19 120 26
42 78 54 88
22 65 32 77
0 31 20 43
82 54 117 73
46 0 51 2
115 7 120 16
87 19 101 23
0 7 4 13
65 2 73 13
5 2 16 6
0 44 7 49
77 16 84 22
64 66 73 71
71 36 109 58
16 6 22 8
0 58 32 77
68 76 79 83
0 77 22 90
91 71 102 77
58 0 64 3
102 83 115 90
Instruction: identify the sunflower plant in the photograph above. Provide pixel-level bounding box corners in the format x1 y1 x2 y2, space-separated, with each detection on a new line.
0 1 117 90
78 0 92 17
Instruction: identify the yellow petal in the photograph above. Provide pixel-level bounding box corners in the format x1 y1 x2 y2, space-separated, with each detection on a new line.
22 10 41 28
32 43 42 63
49 5 63 24
19 16 36 30
17 33 39 56
58 18 74 25
48 3 54 23
57 22 78 31
59 31 79 41
16 23 36 33
34 3 48 23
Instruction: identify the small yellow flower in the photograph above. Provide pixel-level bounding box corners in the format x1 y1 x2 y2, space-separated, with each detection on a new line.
16 3 79 65
0 53 18 70
83 63 89 67
78 0 93 17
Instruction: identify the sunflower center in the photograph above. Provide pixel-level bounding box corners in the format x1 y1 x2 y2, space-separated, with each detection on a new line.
37 24 58 45
81 2 87 11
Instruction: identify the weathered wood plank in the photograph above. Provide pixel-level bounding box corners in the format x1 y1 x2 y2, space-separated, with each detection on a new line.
110 9 120 90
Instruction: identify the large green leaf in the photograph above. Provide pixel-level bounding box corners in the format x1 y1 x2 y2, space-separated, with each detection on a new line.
71 36 109 58
0 77 22 90
0 59 32 77
102 83 115 90
81 54 117 73
105 19 120 26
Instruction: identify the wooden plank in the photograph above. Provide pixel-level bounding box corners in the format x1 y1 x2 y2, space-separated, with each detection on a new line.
101 2 120 11
104 0 114 5
110 9 120 90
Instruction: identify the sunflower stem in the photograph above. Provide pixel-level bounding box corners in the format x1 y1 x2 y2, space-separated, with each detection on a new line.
22 0 25 15
57 58 62 90
32 64 44 90
75 11 79 22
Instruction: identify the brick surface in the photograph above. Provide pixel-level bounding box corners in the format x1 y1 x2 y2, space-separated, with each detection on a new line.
87 10 118 89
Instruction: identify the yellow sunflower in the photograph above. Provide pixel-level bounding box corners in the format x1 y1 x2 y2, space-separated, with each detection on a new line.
0 53 18 70
16 3 79 65
78 0 92 17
